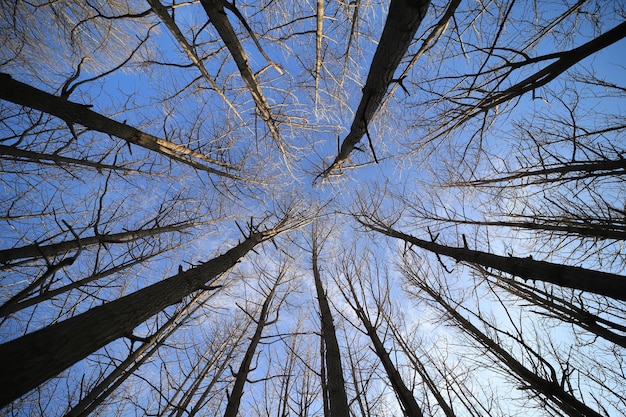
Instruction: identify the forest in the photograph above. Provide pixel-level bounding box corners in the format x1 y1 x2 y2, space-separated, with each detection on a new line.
1 0 625 416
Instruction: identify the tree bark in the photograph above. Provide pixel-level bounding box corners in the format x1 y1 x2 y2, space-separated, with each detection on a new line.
345 278 424 417
0 144 140 173
476 21 626 114
488 272 626 349
0 222 194 264
198 0 285 155
412 276 603 417
363 220 626 301
312 240 350 417
0 73 238 179
147 0 244 123
464 157 626 187
321 0 430 176
64 291 211 417
0 230 267 406
222 278 279 417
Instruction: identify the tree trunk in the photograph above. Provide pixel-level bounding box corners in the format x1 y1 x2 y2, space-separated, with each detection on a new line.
222 277 280 417
476 21 626 114
0 73 237 178
343 276 424 417
0 144 140 173
363 220 626 300
487 271 626 349
0 230 267 406
312 240 350 417
198 0 284 154
412 274 604 417
64 291 211 417
322 0 430 176
0 254 158 318
0 222 194 264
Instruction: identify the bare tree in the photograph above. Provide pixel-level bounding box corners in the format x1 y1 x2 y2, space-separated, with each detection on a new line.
358 215 626 301
335 251 424 417
0 213 305 406
401 261 604 417
0 74 241 179
320 0 430 177
222 267 285 417
311 226 350 417
1 1 625 415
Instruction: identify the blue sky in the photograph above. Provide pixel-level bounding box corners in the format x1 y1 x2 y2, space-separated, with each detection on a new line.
1 0 625 415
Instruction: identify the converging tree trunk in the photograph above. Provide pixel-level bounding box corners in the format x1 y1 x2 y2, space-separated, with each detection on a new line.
361 218 626 301
321 0 430 177
311 234 350 417
484 270 626 349
222 275 281 417
340 273 424 417
0 73 239 179
198 0 285 155
405 270 604 417
0 223 284 406
64 291 212 417
0 222 195 265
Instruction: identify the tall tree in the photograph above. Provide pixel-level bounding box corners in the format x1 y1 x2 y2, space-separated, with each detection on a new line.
222 269 284 417
401 264 604 417
0 214 303 406
0 74 240 179
1 0 625 415
336 253 424 417
311 227 350 417
320 0 430 177
358 215 626 301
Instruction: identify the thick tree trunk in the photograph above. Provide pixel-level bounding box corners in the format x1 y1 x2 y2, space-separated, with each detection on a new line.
364 221 626 300
0 73 237 178
322 0 430 176
0 231 265 406
312 242 350 417
64 291 210 417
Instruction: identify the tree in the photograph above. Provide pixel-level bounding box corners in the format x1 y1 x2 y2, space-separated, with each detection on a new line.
401 261 603 417
0 213 304 406
335 250 424 417
358 215 626 301
320 0 430 177
1 0 625 415
0 74 241 179
222 266 284 417
311 226 350 417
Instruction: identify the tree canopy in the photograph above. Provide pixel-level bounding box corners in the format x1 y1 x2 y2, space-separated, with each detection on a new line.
1 1 625 416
